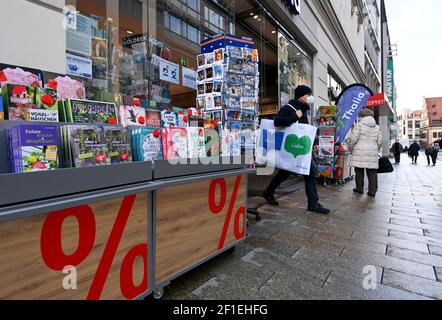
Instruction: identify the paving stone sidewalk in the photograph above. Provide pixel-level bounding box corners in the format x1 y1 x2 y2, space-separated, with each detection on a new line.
164 154 442 300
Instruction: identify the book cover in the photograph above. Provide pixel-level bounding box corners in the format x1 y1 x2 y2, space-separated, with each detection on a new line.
0 98 3 120
162 128 188 160
132 127 163 162
66 99 118 124
7 124 58 173
104 127 133 164
187 127 206 159
161 110 178 128
119 105 146 127
67 125 110 168
145 109 162 128
204 128 220 157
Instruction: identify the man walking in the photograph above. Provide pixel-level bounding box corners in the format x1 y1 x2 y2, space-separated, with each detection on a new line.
408 140 420 164
262 85 331 215
425 146 438 166
390 139 403 164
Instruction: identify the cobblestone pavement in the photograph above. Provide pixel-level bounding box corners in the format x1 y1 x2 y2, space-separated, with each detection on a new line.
164 153 442 300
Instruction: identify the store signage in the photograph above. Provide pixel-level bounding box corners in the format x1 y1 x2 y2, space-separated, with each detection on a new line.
366 93 386 107
282 0 301 15
335 84 373 144
160 59 180 85
122 33 149 48
182 67 196 89
66 53 93 79
386 58 394 105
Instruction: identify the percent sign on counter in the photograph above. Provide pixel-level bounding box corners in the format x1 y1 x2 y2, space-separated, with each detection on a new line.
209 176 246 250
40 195 148 300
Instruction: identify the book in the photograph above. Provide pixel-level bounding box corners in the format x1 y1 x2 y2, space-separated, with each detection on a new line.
0 98 4 120
187 127 206 159
161 110 178 128
161 128 188 160
145 109 162 128
2 84 59 122
131 127 163 162
66 125 110 168
204 129 220 157
6 124 58 173
65 99 118 124
118 105 146 127
104 127 133 164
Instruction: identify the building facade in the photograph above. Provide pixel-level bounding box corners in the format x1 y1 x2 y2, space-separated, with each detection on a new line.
421 97 442 147
397 109 422 142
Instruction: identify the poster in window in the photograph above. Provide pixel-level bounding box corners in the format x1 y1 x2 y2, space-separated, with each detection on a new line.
159 59 180 85
66 14 92 57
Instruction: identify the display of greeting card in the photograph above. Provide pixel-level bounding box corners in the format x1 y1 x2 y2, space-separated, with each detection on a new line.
119 105 146 127
187 127 206 159
162 127 188 160
317 165 334 179
64 99 118 124
65 125 110 168
6 124 58 173
225 109 241 121
131 127 163 162
196 40 260 155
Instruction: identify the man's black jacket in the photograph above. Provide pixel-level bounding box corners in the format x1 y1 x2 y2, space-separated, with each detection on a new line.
274 99 310 127
274 99 318 146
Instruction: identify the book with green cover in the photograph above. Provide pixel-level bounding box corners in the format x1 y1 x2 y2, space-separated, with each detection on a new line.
65 125 110 168
104 126 133 164
65 99 118 124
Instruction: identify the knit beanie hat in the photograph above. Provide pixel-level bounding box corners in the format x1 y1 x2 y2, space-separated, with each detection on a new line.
295 85 313 100
359 108 374 118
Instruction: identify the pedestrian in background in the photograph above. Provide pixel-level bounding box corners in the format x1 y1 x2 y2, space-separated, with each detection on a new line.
390 139 403 164
348 108 383 198
408 141 420 164
425 146 438 166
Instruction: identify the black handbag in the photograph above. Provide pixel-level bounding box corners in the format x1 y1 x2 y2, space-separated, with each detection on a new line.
378 157 394 174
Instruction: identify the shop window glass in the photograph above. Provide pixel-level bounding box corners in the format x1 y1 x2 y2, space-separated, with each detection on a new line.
278 32 313 108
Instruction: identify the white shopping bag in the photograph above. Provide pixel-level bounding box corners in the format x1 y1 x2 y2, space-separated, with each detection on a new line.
256 119 318 175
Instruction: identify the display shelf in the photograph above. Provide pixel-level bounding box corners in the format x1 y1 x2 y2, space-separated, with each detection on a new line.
153 156 246 180
0 161 153 208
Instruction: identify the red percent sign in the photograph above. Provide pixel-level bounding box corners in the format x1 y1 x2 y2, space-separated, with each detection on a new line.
209 176 246 250
40 195 148 300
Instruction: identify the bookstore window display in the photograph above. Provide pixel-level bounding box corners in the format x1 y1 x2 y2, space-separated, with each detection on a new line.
0 0 250 175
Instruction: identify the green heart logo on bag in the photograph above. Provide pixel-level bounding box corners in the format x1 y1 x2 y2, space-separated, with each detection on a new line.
284 134 312 158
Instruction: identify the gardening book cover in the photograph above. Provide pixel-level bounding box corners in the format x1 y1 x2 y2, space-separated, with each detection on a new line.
187 127 206 159
162 127 188 160
66 125 110 168
65 99 118 124
104 127 133 164
7 124 58 173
